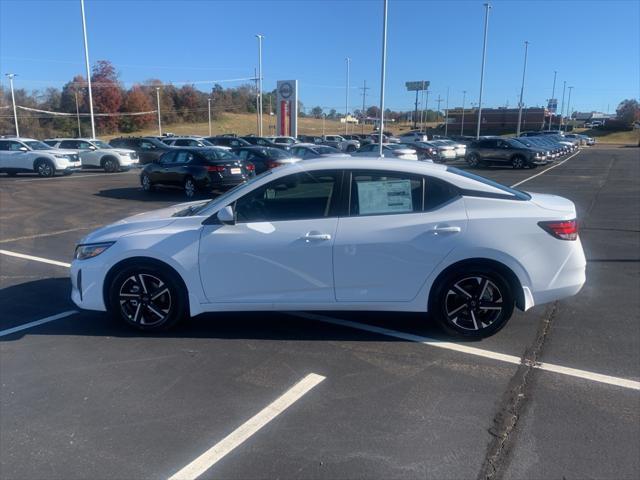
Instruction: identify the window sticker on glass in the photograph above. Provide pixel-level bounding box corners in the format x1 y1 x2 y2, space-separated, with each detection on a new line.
357 179 413 215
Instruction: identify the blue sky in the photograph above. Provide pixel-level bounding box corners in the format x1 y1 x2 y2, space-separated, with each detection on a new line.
1 0 638 114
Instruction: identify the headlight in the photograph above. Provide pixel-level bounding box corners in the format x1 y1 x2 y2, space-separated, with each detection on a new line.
54 154 70 159
74 242 114 260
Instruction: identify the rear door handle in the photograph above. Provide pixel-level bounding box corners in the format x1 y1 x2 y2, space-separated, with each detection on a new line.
302 231 332 241
430 225 461 235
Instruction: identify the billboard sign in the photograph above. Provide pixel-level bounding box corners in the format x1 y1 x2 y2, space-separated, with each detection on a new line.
547 98 558 113
405 81 430 92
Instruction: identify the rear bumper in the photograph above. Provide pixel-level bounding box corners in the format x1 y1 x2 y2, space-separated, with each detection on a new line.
530 239 586 306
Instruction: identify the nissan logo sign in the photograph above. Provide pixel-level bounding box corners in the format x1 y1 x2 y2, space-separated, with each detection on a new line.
279 82 292 99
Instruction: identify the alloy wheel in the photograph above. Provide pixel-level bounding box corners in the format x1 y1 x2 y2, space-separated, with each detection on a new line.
444 276 503 332
512 157 525 169
184 178 195 198
118 273 172 327
37 162 53 177
141 174 151 191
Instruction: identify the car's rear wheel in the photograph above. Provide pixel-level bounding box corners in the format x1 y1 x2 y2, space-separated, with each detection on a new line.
184 176 196 198
511 155 526 169
431 268 514 338
141 173 154 192
108 263 187 331
466 153 480 168
35 159 55 177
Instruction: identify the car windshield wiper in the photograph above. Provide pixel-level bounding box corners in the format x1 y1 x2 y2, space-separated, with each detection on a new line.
173 203 208 217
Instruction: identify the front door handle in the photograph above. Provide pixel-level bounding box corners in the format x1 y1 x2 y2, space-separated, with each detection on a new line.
430 225 461 235
302 231 332 241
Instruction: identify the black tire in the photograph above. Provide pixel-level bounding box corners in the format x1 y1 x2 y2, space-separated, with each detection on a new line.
430 267 514 338
108 262 187 331
35 159 55 177
466 153 480 168
141 173 155 192
346 145 357 153
183 176 196 198
511 156 526 169
103 157 119 173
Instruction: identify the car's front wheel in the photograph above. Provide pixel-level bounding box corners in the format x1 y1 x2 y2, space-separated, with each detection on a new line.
108 262 187 331
103 157 119 172
431 267 514 338
35 159 55 177
466 153 480 168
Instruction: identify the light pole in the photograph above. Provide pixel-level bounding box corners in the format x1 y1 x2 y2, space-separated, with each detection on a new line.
322 113 326 136
420 88 425 132
548 70 557 130
256 34 264 136
4 73 19 137
559 80 566 131
345 56 351 135
460 90 467 135
444 86 450 136
80 0 96 139
566 86 573 131
476 2 491 139
75 91 81 137
208 98 212 136
377 0 388 156
155 87 162 136
516 40 529 137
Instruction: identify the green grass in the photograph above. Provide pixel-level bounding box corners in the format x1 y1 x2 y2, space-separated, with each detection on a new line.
573 128 640 145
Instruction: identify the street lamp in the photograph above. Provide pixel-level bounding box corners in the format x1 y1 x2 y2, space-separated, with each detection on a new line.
566 86 574 131
156 87 162 136
377 0 388 156
559 80 566 131
345 56 351 135
4 73 19 137
516 41 529 137
256 34 264 136
75 91 81 137
476 2 491 139
80 0 96 139
548 70 557 131
460 90 467 135
208 98 212 136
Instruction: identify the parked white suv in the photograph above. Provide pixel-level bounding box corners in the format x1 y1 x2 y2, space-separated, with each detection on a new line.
44 138 139 172
0 138 81 177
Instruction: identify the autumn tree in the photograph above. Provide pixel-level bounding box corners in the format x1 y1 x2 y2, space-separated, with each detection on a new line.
119 85 154 132
91 60 122 133
616 99 640 126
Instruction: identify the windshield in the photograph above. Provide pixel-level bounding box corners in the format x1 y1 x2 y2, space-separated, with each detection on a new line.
267 148 291 158
505 138 527 148
200 149 239 161
24 141 52 150
447 167 531 200
93 140 112 149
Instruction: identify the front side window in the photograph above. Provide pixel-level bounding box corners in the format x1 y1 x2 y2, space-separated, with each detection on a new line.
174 151 194 164
24 141 52 150
235 170 340 223
350 171 423 216
140 140 156 150
159 151 176 164
60 140 79 149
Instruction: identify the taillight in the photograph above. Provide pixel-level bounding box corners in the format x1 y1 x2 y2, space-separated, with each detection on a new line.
245 163 255 171
206 165 225 172
266 161 284 169
538 219 578 240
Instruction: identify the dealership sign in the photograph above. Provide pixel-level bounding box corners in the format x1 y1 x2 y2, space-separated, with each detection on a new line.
405 81 430 92
276 80 298 137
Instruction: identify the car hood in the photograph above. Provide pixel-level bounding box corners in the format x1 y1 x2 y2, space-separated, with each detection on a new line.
111 148 136 155
79 200 208 244
51 148 80 155
528 192 576 214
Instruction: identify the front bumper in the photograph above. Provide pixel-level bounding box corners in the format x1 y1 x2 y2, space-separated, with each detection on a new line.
70 258 108 312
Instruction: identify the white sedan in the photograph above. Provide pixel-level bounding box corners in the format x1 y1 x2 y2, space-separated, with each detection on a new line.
71 158 586 338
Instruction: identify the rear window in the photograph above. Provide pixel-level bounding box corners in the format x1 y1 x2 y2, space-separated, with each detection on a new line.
446 167 531 200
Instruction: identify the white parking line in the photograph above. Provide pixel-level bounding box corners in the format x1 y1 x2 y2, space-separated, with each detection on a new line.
0 249 71 268
168 373 326 480
0 310 77 337
16 171 134 182
0 226 97 244
292 313 640 391
510 150 580 188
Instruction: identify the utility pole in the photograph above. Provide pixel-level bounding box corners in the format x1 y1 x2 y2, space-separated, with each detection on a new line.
566 86 573 132
423 87 430 132
436 95 443 124
360 80 369 134
75 91 81 137
548 70 557 130
444 87 450 136
5 73 19 136
413 89 419 129
420 88 425 132
460 90 467 135
255 34 264 136
80 0 96 139
254 68 259 135
476 2 491 139
207 98 212 136
559 80 566 131
345 57 351 135
516 40 529 137
377 0 388 156
155 87 162 136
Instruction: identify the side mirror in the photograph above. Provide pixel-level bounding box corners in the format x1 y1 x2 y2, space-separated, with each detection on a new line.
19 146 28 152
89 145 97 150
216 205 236 225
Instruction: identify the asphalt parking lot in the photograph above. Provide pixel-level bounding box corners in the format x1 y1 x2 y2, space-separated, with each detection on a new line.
1 146 639 480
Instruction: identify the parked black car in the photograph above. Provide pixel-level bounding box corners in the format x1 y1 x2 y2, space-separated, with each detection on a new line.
140 147 255 198
297 135 323 144
465 138 547 169
239 136 290 150
109 136 173 165
205 136 252 148
231 146 300 174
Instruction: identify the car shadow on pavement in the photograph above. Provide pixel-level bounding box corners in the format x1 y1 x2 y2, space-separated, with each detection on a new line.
1 277 460 343
94 187 214 202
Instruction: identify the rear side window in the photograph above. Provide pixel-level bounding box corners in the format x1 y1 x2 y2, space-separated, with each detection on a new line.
350 171 423 216
446 167 531 200
424 177 460 210
140 140 156 150
60 140 79 149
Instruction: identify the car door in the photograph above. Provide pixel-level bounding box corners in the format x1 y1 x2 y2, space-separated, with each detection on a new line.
1 141 30 170
198 170 342 304
333 170 467 302
151 151 176 185
494 139 513 163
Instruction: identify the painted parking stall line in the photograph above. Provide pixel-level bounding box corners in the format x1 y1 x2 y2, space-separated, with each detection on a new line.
0 249 71 268
168 373 326 480
510 150 580 188
292 312 640 392
0 310 77 337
